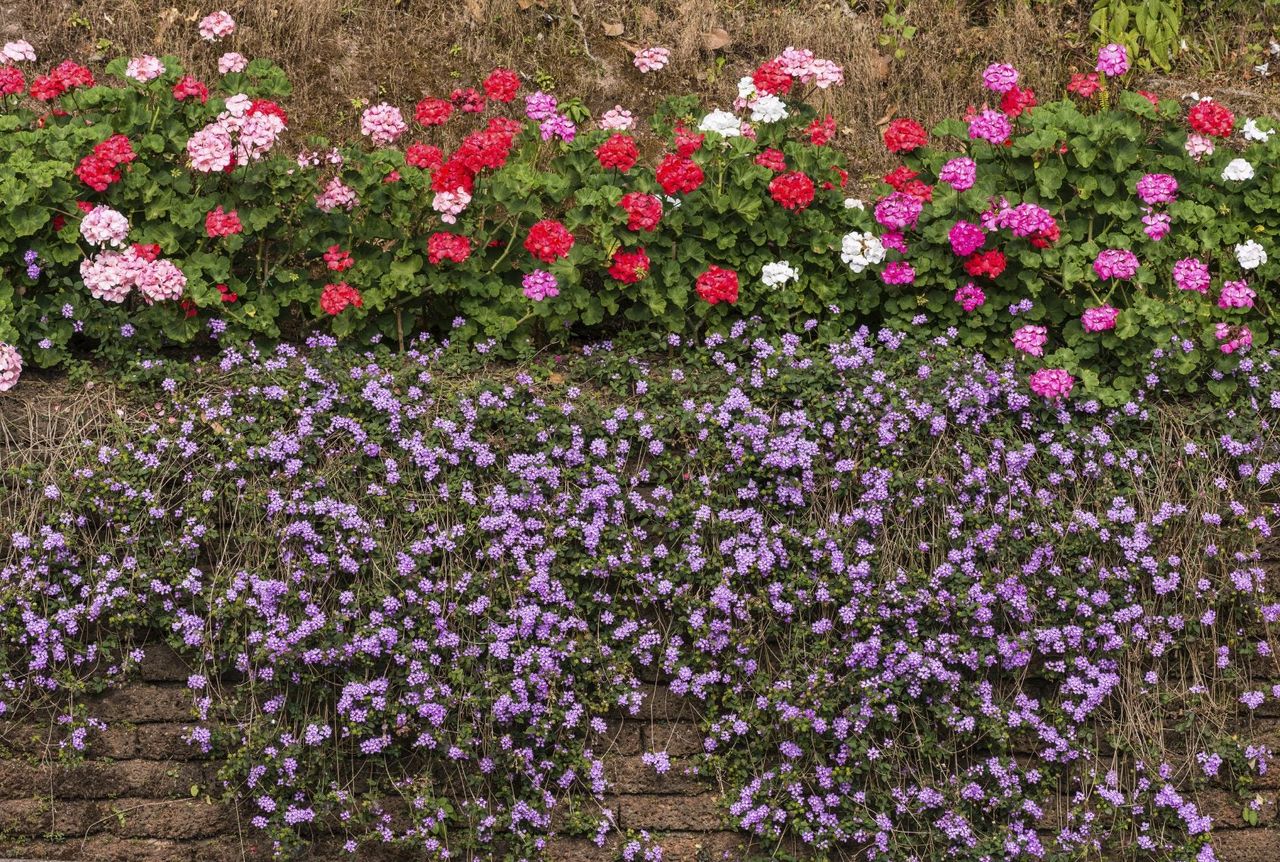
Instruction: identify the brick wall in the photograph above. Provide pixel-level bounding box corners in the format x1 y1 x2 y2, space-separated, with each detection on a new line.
0 644 1277 861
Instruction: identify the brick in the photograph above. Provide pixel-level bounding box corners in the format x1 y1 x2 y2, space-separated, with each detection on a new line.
654 831 745 862
90 687 193 724
592 720 641 756
619 794 725 832
110 798 231 840
0 798 106 837
0 761 212 801
607 756 710 795
0 835 252 862
544 835 620 862
644 722 703 756
1193 789 1278 828
138 645 193 684
1210 828 1280 862
131 724 215 760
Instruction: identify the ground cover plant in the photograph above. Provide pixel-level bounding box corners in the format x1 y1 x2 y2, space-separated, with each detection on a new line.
2 319 1279 860
0 13 1279 402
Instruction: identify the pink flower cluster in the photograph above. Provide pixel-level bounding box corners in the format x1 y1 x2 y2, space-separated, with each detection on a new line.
1093 248 1139 281
0 341 21 392
1135 173 1178 205
360 103 407 147
198 11 236 42
432 189 471 224
949 221 985 257
598 106 634 131
1219 280 1256 309
125 55 165 83
938 157 976 191
988 201 1056 238
2 40 35 63
79 205 130 247
1215 323 1253 353
218 52 247 74
954 282 985 312
968 109 1011 145
186 95 287 172
1173 258 1211 293
1012 324 1048 356
1029 367 1075 400
633 47 670 73
1096 43 1129 77
880 260 916 285
1082 305 1119 332
315 177 359 213
775 47 844 88
874 192 924 230
522 270 559 301
81 247 186 304
981 63 1019 94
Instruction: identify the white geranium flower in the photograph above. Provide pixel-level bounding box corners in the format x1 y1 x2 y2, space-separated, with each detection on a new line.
843 198 865 210
1222 158 1255 182
698 110 741 138
761 261 799 288
749 94 787 124
663 195 683 210
840 231 885 274
736 76 757 101
1243 118 1275 142
1236 240 1267 270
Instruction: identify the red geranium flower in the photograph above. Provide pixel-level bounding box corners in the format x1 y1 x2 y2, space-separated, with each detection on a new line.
450 87 486 113
884 166 918 190
132 243 161 262
754 148 787 172
608 247 651 284
406 143 444 170
524 219 574 263
1188 100 1234 137
482 67 521 103
620 192 662 232
320 282 363 315
431 158 476 194
205 205 243 238
1029 222 1060 249
656 154 704 195
29 75 65 101
427 232 472 264
806 115 836 146
1136 90 1159 108
1067 73 1100 98
752 59 793 95
964 249 1007 279
596 134 639 172
324 244 355 272
51 60 93 90
769 171 815 211
883 118 927 153
0 65 25 97
456 128 516 172
172 76 209 104
1000 85 1037 118
216 283 239 303
415 97 453 127
75 135 137 192
695 265 739 305
249 99 289 126
673 122 704 157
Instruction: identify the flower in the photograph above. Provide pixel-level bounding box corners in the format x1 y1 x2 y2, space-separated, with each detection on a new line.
2 40 35 63
1012 324 1048 356
881 260 916 285
1222 158 1255 181
205 205 243 238
427 232 472 264
1236 240 1267 270
451 87 485 113
135 258 186 304
0 342 22 391
1082 305 1119 332
965 249 1006 279
938 157 976 191
883 118 927 153
186 124 234 172
748 94 787 124
1219 280 1256 309
125 55 165 83
948 221 985 257
1188 100 1235 137
608 248 651 283
1174 258 1211 293
539 115 576 142
806 115 837 146
1068 72 1101 98
761 261 799 288
755 149 787 171
432 189 471 224
1184 133 1215 161
406 143 443 170
483 67 520 102
0 65 24 96
1243 118 1275 142
769 171 816 211
1096 43 1129 76
634 47 670 73
1142 210 1171 242
1029 368 1074 400
599 106 634 130
698 110 741 137
315 177 358 212
596 134 639 171
620 193 663 232
695 265 739 304
968 109 1011 145
197 11 236 41
320 282 363 315
874 192 923 230
982 63 1019 93
360 103 408 147
80 206 130 247
172 75 209 103
524 220 574 263
522 270 559 301
954 282 985 312
1093 248 1139 280
415 97 453 126
840 231 886 273
752 58 793 95
218 52 248 74
1135 173 1178 205
324 245 354 272
1000 85 1037 118
1215 322 1253 353
656 154 704 195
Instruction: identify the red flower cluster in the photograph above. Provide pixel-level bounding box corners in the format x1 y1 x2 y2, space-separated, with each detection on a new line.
825 165 849 191
0 65 24 97
883 118 927 153
132 242 161 261
415 97 453 127
884 166 932 201
324 244 355 272
673 122 704 157
696 265 739 305
29 60 94 101
752 59 793 95
608 248 651 283
250 99 289 126
205 205 243 238
620 192 662 232
216 283 238 303
456 126 516 173
1067 73 1100 98
656 154 704 195
1188 100 1234 137
524 219 574 263
431 159 475 194
1029 222 1060 249
596 134 638 172
450 87 486 113
768 171 815 211
320 282 363 315
75 134 137 192
406 143 443 170
1136 90 1160 108
482 68 520 103
172 76 209 104
427 232 472 264
806 115 836 146
1000 85 1036 118
754 148 787 171
964 249 1007 279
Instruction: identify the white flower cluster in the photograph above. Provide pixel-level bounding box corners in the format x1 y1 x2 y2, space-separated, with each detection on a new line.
698 110 741 138
840 231 885 273
761 261 799 288
1236 240 1267 270
1221 158 1255 182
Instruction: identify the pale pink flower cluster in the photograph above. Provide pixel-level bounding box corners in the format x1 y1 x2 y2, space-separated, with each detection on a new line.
187 123 234 172
1173 257 1210 293
633 47 670 73
432 189 471 224
81 249 186 304
218 52 248 74
1029 368 1074 400
1219 280 1256 309
599 106 635 131
1082 305 1119 332
1096 43 1129 77
80 206 130 247
315 177 358 212
1012 324 1048 356
198 11 236 42
125 55 165 83
1093 248 1139 280
0 342 22 392
360 103 407 147
775 47 844 88
1185 133 1215 161
1 40 35 63
187 96 286 172
1215 323 1253 353
982 63 1019 94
